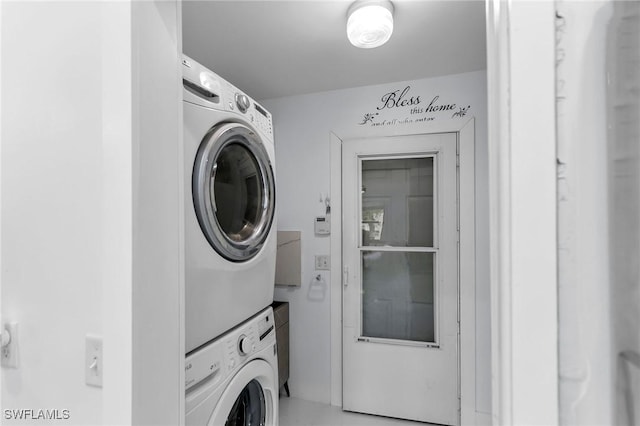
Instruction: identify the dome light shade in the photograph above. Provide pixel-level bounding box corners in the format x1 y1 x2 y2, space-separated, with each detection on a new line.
347 0 394 49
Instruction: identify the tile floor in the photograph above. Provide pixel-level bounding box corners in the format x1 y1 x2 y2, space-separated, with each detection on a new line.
278 397 427 426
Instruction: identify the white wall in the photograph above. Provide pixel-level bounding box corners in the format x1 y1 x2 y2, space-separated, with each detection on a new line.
556 1 614 423
606 2 640 424
262 70 491 415
1 3 108 423
557 1 640 424
1 2 183 424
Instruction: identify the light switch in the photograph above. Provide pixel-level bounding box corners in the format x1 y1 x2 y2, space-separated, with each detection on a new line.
85 335 103 387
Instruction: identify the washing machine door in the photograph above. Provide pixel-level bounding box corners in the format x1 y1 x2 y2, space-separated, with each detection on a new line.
193 122 275 262
209 359 277 426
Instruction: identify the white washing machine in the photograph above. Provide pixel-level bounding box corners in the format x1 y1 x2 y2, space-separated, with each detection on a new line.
186 307 279 426
183 55 277 353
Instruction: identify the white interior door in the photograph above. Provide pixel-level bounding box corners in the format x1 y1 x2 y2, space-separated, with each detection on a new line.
342 133 459 425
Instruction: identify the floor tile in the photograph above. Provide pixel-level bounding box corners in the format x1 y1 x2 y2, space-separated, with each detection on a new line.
279 397 430 426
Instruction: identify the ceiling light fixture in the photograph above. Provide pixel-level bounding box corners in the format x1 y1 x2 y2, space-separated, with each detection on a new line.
347 0 394 49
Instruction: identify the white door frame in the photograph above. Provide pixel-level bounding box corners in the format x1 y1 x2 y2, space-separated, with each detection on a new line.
485 1 558 425
329 117 476 424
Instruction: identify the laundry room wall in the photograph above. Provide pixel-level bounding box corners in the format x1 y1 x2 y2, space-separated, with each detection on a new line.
2 3 112 423
261 70 491 417
1 2 183 424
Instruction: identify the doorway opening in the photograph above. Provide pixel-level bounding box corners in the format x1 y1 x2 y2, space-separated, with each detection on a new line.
329 118 476 424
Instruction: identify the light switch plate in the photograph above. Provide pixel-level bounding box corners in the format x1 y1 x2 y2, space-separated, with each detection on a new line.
85 335 103 387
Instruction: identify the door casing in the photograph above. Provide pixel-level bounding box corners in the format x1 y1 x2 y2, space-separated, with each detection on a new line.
329 118 476 423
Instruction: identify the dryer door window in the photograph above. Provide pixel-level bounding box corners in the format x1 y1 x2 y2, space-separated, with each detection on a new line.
225 379 266 426
193 123 275 262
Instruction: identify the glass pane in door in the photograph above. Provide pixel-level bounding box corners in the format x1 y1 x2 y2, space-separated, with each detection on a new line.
361 251 435 343
212 142 263 242
226 379 266 426
361 157 434 247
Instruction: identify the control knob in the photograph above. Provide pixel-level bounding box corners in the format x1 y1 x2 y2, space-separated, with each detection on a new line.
238 335 254 355
235 93 250 113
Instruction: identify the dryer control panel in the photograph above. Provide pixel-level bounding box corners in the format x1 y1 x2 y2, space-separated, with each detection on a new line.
182 54 274 142
251 102 274 140
185 307 275 392
220 79 273 141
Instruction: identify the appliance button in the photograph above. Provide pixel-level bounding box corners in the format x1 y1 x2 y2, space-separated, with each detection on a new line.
235 93 250 113
238 336 253 355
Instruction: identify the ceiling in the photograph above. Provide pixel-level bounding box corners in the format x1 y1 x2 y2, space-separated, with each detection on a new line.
182 0 487 101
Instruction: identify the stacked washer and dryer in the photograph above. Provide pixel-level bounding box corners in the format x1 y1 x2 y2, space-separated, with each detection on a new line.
182 55 279 426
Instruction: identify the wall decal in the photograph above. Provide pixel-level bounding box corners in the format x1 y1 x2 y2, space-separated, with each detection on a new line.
358 85 472 126
452 105 471 118
359 112 379 125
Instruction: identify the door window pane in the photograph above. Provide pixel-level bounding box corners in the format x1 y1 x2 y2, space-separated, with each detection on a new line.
361 157 434 247
212 142 263 242
361 251 435 343
226 379 265 426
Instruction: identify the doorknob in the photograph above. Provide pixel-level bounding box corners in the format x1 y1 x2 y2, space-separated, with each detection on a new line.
343 266 349 288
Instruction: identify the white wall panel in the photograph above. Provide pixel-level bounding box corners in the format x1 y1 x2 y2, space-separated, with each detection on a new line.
1 2 182 424
1 3 106 423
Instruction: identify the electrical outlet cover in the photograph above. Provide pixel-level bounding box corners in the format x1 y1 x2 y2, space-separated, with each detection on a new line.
1 322 19 369
315 255 330 270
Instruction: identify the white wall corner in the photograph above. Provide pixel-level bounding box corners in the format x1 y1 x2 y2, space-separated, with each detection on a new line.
131 1 183 425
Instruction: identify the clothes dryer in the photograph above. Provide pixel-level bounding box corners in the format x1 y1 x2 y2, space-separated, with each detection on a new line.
185 307 279 426
183 55 277 353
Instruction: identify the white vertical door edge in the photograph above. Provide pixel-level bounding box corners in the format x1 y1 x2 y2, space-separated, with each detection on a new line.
510 3 558 425
176 0 186 423
485 1 512 423
330 132 343 407
101 2 134 424
486 0 558 424
511 3 558 421
0 0 4 415
131 1 183 424
458 118 476 426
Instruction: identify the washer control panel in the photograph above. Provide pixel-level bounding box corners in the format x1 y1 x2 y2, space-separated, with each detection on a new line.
238 334 255 355
224 310 274 372
185 308 275 392
185 344 222 390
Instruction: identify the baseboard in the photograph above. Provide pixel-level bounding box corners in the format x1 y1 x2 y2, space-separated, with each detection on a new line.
475 411 492 425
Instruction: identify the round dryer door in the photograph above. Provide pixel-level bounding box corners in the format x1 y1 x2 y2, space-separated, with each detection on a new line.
193 122 275 262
